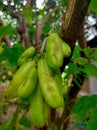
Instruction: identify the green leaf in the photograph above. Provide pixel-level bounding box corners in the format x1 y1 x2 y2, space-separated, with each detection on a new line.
72 95 97 124
12 43 25 56
82 95 97 110
74 57 88 65
0 45 4 53
72 45 81 59
0 125 5 130
0 24 14 38
83 48 93 56
86 107 97 130
42 22 51 35
89 0 97 13
2 45 19 66
71 96 88 115
94 48 97 60
65 63 78 74
0 44 24 64
19 115 32 128
0 52 6 62
84 64 97 78
76 95 97 123
83 48 96 60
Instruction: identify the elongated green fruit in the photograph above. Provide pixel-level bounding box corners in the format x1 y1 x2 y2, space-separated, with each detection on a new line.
46 33 64 69
54 69 64 95
61 41 71 57
6 60 36 99
17 46 35 66
18 67 38 98
38 58 64 108
29 85 50 128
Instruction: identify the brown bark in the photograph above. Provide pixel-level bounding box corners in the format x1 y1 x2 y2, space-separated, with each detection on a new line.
78 21 87 49
60 0 90 47
17 18 30 48
59 0 91 130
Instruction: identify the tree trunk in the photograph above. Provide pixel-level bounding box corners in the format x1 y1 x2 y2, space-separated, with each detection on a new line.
59 0 91 129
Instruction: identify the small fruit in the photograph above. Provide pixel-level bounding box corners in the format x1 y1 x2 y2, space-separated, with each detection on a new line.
18 66 38 98
38 58 64 108
29 85 50 128
61 40 71 57
6 60 36 99
46 33 64 69
17 46 35 66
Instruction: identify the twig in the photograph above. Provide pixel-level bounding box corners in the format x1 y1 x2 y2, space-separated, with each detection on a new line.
40 16 62 52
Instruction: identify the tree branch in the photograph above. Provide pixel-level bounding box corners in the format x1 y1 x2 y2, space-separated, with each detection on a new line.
8 0 30 48
59 0 91 130
60 0 91 47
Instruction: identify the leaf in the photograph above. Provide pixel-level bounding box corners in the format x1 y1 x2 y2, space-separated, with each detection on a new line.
0 52 6 62
2 45 19 66
0 45 4 53
65 63 78 74
71 96 88 115
0 44 24 64
0 125 5 130
72 45 81 59
89 0 97 13
74 57 88 65
76 95 97 123
0 24 14 38
86 107 97 130
12 43 25 56
42 22 51 35
84 64 97 78
82 95 97 110
83 48 96 60
83 47 94 56
94 48 97 60
72 95 97 124
19 115 32 128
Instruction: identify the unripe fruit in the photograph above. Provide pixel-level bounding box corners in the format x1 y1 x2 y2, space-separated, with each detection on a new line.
6 60 36 99
17 46 35 66
29 85 50 128
38 58 64 108
46 33 64 69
